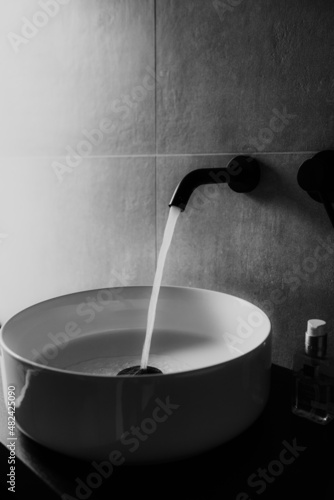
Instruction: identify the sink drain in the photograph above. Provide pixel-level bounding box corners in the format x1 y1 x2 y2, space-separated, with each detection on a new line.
117 365 163 375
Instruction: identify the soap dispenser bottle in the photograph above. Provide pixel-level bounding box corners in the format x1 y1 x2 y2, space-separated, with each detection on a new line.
292 319 334 424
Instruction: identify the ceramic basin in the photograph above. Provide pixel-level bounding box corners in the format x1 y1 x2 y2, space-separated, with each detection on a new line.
0 286 271 463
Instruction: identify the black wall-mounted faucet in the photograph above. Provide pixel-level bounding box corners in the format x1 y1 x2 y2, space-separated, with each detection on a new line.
298 150 334 229
169 155 261 211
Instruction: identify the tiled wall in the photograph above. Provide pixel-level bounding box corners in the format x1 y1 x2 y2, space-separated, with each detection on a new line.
0 0 157 320
1 0 334 368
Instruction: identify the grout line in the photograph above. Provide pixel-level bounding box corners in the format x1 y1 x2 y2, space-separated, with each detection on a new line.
0 152 319 161
154 0 157 158
154 0 158 268
152 151 319 157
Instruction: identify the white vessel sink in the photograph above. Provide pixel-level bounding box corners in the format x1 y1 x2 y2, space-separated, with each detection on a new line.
0 286 271 463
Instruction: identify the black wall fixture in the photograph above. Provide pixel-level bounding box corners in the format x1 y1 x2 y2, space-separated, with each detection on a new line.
169 156 260 211
297 150 334 229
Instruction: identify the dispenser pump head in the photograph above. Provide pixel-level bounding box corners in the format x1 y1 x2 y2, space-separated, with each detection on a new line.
305 319 327 357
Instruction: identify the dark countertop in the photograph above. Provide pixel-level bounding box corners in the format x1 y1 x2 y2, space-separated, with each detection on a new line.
1 364 334 500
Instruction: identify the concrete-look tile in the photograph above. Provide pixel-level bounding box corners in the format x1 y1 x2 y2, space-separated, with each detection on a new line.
0 0 155 157
0 157 155 322
156 0 334 154
157 154 334 368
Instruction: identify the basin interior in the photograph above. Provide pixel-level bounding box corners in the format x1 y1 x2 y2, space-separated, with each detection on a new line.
1 286 271 375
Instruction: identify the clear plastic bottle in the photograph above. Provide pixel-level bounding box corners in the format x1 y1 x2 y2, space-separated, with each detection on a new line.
292 319 334 424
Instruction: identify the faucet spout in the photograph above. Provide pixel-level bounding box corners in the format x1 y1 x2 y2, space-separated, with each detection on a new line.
169 155 260 211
